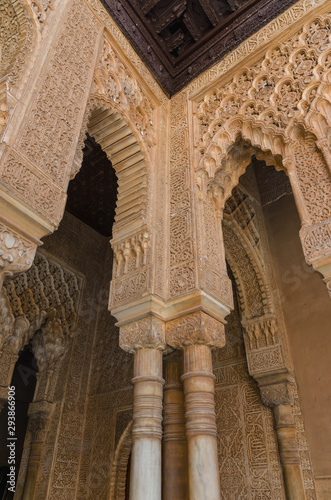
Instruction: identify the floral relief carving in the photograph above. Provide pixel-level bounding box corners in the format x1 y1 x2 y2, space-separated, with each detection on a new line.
15 0 100 188
119 316 166 353
166 311 225 349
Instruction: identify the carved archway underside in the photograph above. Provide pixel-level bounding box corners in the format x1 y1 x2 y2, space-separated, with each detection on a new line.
109 421 132 500
87 106 148 235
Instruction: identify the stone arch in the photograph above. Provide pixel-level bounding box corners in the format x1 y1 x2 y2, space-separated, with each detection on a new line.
109 420 132 500
223 186 272 323
72 95 152 238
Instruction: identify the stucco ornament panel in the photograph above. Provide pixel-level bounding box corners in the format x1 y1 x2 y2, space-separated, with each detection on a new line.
166 311 225 349
0 0 101 227
85 0 167 106
169 93 197 298
119 316 166 353
185 0 328 97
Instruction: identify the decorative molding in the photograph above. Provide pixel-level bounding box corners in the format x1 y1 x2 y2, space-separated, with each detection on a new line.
166 311 225 349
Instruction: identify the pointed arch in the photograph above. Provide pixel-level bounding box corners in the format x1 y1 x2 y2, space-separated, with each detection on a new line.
109 420 132 500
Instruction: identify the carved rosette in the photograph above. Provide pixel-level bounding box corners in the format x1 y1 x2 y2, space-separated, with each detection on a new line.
119 316 166 353
0 222 38 286
166 312 225 349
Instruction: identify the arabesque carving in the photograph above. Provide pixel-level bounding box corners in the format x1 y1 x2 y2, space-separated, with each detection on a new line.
3 251 82 358
194 13 331 241
0 0 101 227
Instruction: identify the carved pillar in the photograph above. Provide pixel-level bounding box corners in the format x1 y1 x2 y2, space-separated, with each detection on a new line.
166 312 225 500
119 316 166 500
259 376 306 500
163 352 188 500
22 401 52 500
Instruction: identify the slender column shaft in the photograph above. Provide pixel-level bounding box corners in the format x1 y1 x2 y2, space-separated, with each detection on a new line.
130 348 164 500
274 404 306 500
22 410 50 500
163 354 188 500
182 344 220 500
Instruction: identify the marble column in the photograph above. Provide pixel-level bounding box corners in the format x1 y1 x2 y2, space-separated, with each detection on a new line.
119 316 166 500
163 352 188 500
183 344 220 500
166 312 225 500
259 378 306 500
22 401 52 500
274 404 306 500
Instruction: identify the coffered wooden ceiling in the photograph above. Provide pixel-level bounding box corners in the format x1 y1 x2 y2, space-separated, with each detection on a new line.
101 0 299 95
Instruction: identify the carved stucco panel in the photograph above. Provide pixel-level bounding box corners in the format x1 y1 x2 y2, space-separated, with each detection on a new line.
0 0 102 227
193 12 331 253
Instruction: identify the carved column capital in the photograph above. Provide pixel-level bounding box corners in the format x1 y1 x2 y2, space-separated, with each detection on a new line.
27 401 52 442
300 218 331 298
166 312 225 349
0 219 39 288
257 373 295 408
119 316 166 353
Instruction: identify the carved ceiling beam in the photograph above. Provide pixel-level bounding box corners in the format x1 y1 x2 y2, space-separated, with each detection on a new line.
197 0 219 26
152 1 187 34
183 12 202 42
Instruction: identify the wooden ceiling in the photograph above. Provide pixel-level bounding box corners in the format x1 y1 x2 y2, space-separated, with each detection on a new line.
101 0 299 95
